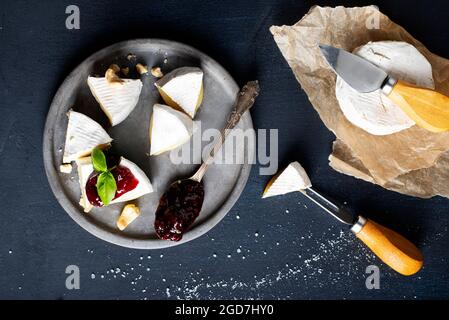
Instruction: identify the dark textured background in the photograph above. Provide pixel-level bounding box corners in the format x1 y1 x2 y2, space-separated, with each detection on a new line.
1 0 449 299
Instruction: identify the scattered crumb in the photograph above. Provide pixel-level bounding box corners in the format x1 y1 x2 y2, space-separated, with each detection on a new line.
127 53 137 61
59 164 72 174
121 67 129 76
136 63 149 75
117 204 140 231
163 58 168 64
105 64 124 86
150 67 163 78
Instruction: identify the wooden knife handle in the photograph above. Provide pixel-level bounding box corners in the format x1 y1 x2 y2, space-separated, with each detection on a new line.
352 217 423 276
386 79 449 133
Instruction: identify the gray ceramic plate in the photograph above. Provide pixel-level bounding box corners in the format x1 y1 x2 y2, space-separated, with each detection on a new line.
43 39 254 249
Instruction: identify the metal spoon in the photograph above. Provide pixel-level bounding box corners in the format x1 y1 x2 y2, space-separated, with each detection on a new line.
154 81 260 241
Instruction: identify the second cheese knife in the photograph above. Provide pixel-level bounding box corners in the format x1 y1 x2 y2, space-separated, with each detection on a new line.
319 44 449 132
301 187 423 276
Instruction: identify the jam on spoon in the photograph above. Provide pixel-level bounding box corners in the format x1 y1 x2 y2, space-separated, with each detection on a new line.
154 179 204 241
154 81 260 241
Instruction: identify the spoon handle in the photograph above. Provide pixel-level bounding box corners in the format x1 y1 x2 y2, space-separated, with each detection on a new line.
191 81 260 182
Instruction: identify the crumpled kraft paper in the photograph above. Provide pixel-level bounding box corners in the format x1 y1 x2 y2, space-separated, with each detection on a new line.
270 5 449 198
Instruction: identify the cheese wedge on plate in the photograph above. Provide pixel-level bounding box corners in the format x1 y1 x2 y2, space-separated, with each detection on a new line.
87 76 143 126
110 157 153 203
63 111 112 163
336 41 434 135
76 156 153 212
155 67 203 118
149 103 195 156
262 161 312 198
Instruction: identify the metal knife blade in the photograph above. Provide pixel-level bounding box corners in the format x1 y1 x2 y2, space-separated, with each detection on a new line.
300 187 356 226
319 44 389 93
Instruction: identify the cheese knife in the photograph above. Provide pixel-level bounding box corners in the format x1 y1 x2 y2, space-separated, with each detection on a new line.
319 44 449 132
301 187 423 276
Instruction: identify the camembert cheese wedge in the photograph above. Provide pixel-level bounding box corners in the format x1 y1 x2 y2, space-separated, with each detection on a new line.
262 161 312 198
63 111 112 163
155 67 204 118
87 76 143 126
149 103 195 156
76 156 153 212
336 41 434 135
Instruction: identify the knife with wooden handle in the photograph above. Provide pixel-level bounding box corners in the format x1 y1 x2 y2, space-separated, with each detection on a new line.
319 44 449 132
301 187 423 276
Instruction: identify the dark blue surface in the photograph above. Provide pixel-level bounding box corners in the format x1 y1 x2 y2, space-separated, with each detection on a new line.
1 0 449 299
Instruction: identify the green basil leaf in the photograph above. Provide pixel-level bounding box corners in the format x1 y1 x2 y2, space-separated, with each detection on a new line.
92 147 107 173
96 171 117 206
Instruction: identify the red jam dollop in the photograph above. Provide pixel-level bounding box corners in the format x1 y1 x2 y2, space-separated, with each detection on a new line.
86 166 139 207
154 179 204 241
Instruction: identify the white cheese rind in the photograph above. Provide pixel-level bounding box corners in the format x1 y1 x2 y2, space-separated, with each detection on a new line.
262 161 312 198
76 156 94 213
87 76 143 126
149 103 194 156
336 41 434 135
63 111 112 163
155 67 203 118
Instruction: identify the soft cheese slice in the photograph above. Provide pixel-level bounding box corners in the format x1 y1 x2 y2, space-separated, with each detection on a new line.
262 162 312 198
110 157 153 204
336 41 434 135
87 76 143 126
76 156 153 212
155 67 203 118
63 111 112 163
150 103 194 156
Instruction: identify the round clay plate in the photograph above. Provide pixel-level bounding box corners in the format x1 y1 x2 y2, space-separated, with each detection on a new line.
43 39 254 249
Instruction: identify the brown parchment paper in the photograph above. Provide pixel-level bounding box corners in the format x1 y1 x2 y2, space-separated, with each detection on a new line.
270 5 449 198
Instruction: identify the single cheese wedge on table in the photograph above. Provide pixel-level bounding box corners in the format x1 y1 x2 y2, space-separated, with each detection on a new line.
87 76 143 126
149 103 195 156
63 111 112 163
262 161 312 198
155 67 204 118
76 156 153 212
117 204 141 231
335 41 434 136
